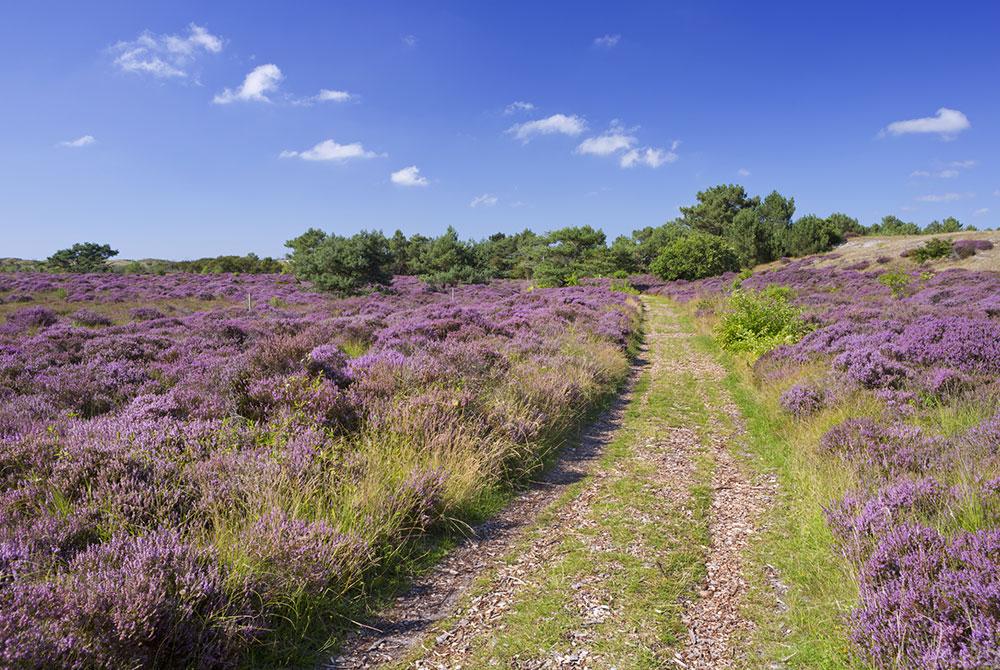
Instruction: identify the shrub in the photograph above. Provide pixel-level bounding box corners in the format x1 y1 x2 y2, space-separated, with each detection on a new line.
715 286 809 356
953 239 994 259
650 233 740 281
783 215 844 257
877 271 912 298
71 309 112 327
852 525 1000 669
779 384 825 417
907 238 953 263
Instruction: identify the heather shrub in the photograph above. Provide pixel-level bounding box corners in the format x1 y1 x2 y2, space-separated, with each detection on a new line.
0 531 243 669
0 273 640 666
129 306 166 321
779 383 825 417
715 286 809 357
70 309 112 327
819 418 943 477
953 239 993 259
852 524 1000 669
834 347 912 389
826 477 950 564
4 306 58 331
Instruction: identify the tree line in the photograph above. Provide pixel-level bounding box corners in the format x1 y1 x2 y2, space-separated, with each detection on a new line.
20 184 984 287
286 184 981 291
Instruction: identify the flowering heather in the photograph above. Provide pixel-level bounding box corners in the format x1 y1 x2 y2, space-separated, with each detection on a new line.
778 384 825 417
819 418 944 477
852 524 1000 669
652 259 1000 666
0 272 639 665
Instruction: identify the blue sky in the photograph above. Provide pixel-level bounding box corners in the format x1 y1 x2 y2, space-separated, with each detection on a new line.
2 1 999 260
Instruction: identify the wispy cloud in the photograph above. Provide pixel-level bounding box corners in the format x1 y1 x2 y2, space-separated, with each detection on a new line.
402 34 418 47
507 113 586 142
390 165 429 187
504 101 535 115
620 143 678 168
213 64 283 104
915 192 974 202
58 135 96 148
910 159 976 179
576 128 636 156
470 193 498 208
280 139 381 161
111 23 222 79
881 108 970 139
316 89 353 102
911 169 958 178
737 167 751 177
593 34 621 48
974 208 990 216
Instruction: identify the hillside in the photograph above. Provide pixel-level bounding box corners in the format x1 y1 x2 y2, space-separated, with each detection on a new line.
760 230 1000 273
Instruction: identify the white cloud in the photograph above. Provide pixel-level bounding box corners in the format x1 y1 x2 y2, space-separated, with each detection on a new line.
402 34 418 47
58 135 96 148
974 208 990 216
915 192 974 202
470 193 498 208
280 139 380 161
507 114 586 142
737 167 751 177
995 189 1000 197
213 64 283 104
882 108 970 138
593 34 621 48
621 146 677 168
575 124 677 169
391 165 429 186
111 23 222 79
576 128 635 156
316 89 353 102
504 101 535 115
950 160 977 169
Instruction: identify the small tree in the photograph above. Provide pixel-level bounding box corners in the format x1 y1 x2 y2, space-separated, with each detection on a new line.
680 184 760 236
783 215 843 256
285 229 391 293
46 242 118 273
650 233 740 280
417 226 486 287
872 215 920 236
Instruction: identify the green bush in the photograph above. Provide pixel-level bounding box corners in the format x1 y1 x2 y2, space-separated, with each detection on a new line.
908 238 953 263
877 271 912 298
782 215 844 257
715 286 809 357
650 233 740 280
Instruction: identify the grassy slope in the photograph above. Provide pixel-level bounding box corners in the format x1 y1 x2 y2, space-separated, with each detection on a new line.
758 230 1000 273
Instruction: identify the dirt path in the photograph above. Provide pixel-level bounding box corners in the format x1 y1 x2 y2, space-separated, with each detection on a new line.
326 298 776 669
